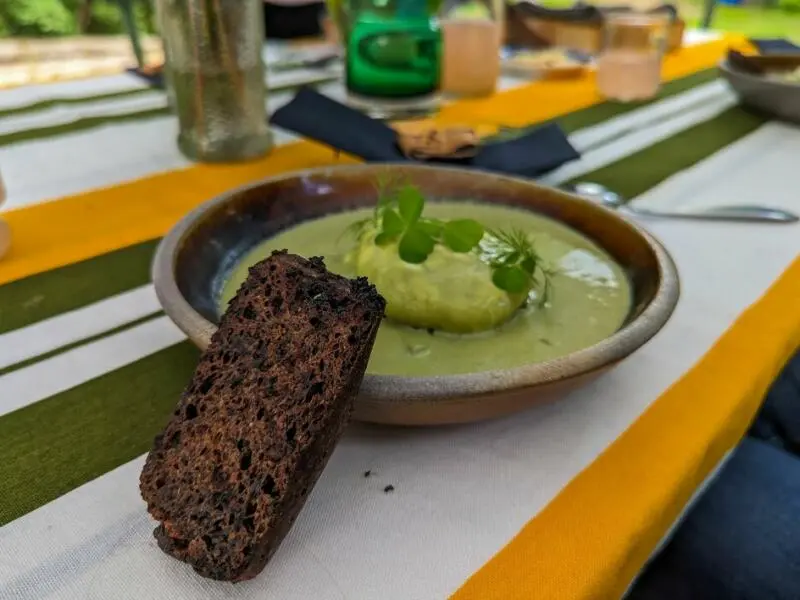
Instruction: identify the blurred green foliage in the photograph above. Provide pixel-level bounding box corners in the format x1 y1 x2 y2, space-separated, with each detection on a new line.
780 0 800 14
0 0 155 38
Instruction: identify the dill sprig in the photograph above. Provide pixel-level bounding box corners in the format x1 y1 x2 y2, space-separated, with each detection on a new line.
481 228 554 303
341 217 371 242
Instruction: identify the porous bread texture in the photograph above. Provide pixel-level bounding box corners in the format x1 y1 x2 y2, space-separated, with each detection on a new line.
140 251 385 581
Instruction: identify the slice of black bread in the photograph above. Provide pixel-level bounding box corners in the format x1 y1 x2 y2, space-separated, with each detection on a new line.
140 251 385 582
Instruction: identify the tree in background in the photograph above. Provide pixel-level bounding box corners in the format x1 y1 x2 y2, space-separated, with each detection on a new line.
77 0 94 32
1 0 76 36
0 0 155 37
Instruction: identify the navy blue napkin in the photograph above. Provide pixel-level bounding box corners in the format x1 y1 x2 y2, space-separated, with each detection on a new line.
750 38 800 54
270 88 580 177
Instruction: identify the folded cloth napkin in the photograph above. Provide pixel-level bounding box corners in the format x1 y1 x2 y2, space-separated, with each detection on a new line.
269 88 580 177
750 38 800 54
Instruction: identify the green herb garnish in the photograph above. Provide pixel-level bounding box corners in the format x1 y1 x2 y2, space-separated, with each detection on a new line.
350 178 554 298
369 179 485 264
480 228 555 304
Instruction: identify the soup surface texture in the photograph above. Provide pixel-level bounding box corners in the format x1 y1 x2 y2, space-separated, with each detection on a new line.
221 202 632 376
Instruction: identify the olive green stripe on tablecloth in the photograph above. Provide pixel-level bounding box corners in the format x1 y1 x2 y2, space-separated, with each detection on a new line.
0 239 159 335
566 106 768 199
0 312 163 378
0 87 156 120
0 341 200 526
0 76 340 149
556 68 719 135
0 106 172 148
0 106 768 525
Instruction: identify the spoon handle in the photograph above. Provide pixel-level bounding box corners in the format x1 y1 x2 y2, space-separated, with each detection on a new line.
632 205 799 224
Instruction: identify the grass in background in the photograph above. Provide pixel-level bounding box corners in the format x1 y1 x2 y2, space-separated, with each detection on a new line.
691 5 800 40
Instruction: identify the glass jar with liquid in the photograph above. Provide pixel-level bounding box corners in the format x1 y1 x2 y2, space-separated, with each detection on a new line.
343 0 442 114
156 0 272 162
440 0 503 98
596 13 669 102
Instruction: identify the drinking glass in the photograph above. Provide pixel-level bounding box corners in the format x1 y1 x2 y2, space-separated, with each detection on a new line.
440 0 503 98
596 13 669 102
156 0 272 162
343 0 443 116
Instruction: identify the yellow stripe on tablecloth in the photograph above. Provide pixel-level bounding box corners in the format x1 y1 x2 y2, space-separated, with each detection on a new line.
0 143 356 286
451 255 800 600
0 37 737 287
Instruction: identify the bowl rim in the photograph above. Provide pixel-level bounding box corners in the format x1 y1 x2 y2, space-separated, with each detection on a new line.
152 163 680 404
719 58 800 89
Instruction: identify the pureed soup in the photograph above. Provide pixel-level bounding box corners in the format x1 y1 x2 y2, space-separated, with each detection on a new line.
221 201 632 376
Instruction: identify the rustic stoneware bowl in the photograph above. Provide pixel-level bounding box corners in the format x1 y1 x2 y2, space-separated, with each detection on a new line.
153 164 679 426
720 55 800 124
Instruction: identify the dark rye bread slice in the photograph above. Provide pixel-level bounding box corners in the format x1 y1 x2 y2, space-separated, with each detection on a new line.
140 251 385 582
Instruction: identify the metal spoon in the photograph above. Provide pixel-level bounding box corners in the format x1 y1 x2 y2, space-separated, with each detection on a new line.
566 182 799 224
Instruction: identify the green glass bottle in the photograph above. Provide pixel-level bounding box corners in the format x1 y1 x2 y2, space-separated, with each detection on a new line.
344 0 442 99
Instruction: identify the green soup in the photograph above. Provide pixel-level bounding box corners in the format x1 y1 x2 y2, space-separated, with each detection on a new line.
221 202 632 376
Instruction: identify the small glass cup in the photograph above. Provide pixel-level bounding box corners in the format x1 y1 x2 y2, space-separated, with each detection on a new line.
596 13 669 102
440 0 503 98
156 0 272 162
343 0 442 118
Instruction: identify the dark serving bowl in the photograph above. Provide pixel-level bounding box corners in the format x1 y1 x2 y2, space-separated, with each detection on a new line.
720 54 800 124
152 164 679 426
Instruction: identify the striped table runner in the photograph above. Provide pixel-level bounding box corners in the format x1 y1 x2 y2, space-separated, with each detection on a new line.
1 37 799 599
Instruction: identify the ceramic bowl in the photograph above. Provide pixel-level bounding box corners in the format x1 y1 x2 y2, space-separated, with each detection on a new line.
720 55 800 124
153 164 679 426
